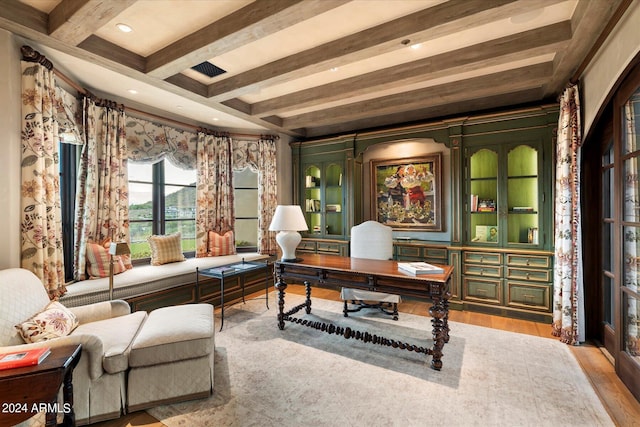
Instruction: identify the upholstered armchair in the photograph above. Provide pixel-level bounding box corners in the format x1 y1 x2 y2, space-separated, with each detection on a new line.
341 221 400 320
0 268 147 425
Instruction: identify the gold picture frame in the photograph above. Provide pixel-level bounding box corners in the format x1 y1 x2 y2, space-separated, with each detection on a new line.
371 153 443 231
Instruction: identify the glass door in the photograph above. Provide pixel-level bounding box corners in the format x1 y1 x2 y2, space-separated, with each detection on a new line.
469 148 499 244
506 144 540 246
303 165 322 235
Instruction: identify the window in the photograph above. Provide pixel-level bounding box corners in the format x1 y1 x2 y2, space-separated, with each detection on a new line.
234 168 259 251
59 142 80 282
128 160 196 260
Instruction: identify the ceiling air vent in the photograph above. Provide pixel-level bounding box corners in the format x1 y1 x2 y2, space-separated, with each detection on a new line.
191 61 226 78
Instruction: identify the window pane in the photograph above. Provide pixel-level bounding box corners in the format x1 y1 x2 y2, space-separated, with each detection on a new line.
603 222 612 272
622 92 640 155
234 167 258 187
166 220 196 252
603 274 613 326
235 189 258 217
623 292 640 359
603 166 613 219
130 221 152 259
623 226 640 291
165 160 196 186
624 157 640 222
128 162 153 182
235 219 258 247
165 185 196 219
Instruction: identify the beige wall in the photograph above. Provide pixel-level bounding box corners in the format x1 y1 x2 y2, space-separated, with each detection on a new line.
0 29 22 269
582 2 640 138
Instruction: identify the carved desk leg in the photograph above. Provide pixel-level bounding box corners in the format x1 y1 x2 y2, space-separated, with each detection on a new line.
304 280 312 314
275 272 287 330
428 296 448 371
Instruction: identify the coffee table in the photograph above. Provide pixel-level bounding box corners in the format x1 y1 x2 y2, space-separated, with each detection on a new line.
196 259 270 330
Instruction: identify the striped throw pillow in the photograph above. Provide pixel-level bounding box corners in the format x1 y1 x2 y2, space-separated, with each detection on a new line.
208 230 236 256
148 232 186 265
86 240 126 278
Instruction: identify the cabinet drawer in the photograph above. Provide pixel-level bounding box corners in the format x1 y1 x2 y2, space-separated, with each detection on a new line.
506 281 551 311
298 241 317 252
463 277 502 305
397 246 421 258
424 248 447 260
506 254 551 268
505 267 550 282
462 263 502 278
463 251 502 265
317 242 342 254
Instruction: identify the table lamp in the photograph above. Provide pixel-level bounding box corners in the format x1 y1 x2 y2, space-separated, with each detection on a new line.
109 241 130 300
269 205 308 262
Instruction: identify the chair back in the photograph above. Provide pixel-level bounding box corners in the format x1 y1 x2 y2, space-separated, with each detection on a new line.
0 268 51 346
350 221 393 261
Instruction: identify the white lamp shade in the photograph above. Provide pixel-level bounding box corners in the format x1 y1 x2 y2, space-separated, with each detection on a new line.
269 205 308 231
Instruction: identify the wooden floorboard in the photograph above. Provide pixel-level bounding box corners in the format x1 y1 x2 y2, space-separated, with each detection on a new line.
93 285 640 427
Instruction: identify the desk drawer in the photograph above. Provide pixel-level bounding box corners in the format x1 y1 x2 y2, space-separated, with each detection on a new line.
506 281 551 311
317 242 342 254
462 263 502 278
463 251 502 265
463 277 502 305
505 267 550 282
506 254 551 268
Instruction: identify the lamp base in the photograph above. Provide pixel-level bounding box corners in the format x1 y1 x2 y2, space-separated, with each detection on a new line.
275 230 302 262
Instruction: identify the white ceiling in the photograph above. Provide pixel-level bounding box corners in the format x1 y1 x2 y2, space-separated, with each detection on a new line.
1 0 629 138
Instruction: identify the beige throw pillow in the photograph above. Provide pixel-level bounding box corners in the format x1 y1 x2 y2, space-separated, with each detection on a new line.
148 232 186 265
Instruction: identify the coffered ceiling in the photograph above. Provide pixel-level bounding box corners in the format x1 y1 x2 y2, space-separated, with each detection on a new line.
0 0 628 138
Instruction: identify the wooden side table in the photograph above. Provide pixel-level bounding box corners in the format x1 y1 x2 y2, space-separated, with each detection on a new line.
0 344 82 427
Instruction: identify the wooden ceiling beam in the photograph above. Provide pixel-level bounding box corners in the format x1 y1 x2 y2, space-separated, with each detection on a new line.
206 0 565 101
282 62 553 129
250 21 572 117
304 88 545 138
145 0 350 79
48 0 138 46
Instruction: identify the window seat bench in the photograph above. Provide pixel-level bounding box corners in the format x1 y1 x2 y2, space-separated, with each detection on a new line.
60 253 271 311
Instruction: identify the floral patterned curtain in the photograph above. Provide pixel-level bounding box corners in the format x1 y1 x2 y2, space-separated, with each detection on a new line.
125 116 197 169
552 84 585 344
623 98 640 356
257 136 278 254
73 96 131 280
20 59 66 297
195 132 234 257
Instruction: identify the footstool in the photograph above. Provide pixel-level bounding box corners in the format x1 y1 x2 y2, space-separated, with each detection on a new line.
126 304 215 412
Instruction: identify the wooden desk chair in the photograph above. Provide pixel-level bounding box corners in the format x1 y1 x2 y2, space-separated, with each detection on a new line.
341 221 400 320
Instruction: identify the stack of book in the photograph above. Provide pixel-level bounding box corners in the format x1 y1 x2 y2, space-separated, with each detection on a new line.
397 262 444 275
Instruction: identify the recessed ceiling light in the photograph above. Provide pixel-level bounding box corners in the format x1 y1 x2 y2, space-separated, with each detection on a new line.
330 67 339 72
116 23 133 33
410 43 422 50
176 105 183 109
212 118 219 121
127 89 137 94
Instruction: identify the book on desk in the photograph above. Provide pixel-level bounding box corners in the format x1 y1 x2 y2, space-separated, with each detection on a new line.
397 262 444 275
0 347 51 370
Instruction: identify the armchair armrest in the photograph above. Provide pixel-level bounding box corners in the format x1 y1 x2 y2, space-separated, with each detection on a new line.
67 300 131 324
0 334 105 380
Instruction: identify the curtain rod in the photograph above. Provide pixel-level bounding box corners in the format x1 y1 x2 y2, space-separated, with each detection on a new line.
20 45 277 141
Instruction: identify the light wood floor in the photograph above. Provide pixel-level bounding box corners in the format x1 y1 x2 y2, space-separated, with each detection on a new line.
94 285 640 427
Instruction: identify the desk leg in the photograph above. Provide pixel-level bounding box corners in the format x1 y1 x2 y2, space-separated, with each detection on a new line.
275 276 287 330
304 281 312 314
220 276 225 332
428 296 448 371
61 368 76 427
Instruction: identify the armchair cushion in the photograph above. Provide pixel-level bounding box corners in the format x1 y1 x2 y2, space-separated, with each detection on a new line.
15 301 79 343
71 310 147 374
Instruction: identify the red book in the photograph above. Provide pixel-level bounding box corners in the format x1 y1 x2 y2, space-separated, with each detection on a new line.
0 347 51 370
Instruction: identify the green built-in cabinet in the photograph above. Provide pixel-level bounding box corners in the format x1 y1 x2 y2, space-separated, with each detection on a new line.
291 104 557 322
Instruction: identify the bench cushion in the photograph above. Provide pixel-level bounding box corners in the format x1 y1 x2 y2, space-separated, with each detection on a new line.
129 304 214 367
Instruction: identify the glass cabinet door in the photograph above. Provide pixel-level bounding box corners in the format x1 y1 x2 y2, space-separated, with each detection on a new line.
506 144 540 245
469 148 499 244
324 163 343 237
304 165 322 235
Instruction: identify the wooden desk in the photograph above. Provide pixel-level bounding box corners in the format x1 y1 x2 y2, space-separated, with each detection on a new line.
273 254 453 370
0 344 82 427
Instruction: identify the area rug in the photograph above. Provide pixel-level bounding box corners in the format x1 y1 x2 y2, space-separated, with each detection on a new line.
147 293 613 426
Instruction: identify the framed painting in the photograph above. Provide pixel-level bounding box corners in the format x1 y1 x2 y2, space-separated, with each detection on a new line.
371 153 443 231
